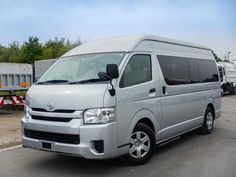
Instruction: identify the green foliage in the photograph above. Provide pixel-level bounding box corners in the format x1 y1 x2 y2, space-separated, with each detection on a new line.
21 37 43 64
0 36 80 64
43 37 78 59
0 45 8 62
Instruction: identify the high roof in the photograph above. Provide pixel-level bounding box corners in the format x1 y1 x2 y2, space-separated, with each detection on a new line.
62 35 210 57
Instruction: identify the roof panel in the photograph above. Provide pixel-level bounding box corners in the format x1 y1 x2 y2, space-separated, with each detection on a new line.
62 35 210 57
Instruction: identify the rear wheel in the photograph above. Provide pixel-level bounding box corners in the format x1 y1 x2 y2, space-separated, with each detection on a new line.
122 123 155 165
200 107 214 134
229 85 236 95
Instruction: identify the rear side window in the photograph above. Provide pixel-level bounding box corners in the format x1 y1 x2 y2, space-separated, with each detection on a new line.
198 60 219 82
157 55 190 85
157 55 219 85
120 54 152 88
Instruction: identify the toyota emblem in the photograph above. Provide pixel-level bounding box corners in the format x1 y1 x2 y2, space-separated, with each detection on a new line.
46 103 54 111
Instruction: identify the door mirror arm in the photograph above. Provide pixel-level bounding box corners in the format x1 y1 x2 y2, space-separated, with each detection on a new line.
98 63 119 97
98 72 116 96
108 80 116 96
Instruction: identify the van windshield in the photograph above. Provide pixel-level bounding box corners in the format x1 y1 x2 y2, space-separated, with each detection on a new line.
37 52 125 84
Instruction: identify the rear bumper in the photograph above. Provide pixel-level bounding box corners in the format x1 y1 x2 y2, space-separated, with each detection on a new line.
21 117 124 159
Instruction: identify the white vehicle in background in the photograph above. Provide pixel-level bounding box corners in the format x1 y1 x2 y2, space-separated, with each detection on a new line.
217 62 236 95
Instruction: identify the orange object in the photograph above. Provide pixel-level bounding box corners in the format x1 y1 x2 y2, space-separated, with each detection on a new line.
0 82 3 88
20 82 30 87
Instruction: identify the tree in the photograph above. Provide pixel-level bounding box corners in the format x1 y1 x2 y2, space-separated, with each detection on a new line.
0 45 8 62
43 37 72 59
43 37 80 59
8 41 21 62
0 36 81 63
20 37 43 63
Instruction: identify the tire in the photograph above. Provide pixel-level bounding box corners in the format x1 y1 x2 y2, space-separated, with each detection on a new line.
122 123 156 165
229 86 236 95
200 107 214 134
228 84 236 95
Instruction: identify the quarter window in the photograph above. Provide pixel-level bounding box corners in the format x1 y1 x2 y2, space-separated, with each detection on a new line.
198 60 219 82
120 54 152 88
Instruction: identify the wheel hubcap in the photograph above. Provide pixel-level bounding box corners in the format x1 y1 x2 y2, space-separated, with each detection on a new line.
129 131 150 159
206 112 213 130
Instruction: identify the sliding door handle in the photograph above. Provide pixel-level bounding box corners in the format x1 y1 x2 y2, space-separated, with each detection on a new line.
162 86 166 95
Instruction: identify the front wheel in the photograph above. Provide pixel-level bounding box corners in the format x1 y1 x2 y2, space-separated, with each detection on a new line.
122 123 156 165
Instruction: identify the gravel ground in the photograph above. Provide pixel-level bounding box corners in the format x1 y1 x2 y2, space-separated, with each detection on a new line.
0 108 24 149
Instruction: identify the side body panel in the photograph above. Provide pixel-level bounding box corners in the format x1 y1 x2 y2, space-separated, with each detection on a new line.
152 41 221 140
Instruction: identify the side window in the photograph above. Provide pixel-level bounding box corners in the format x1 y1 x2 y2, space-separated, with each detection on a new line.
157 55 190 85
120 54 152 88
157 55 219 85
198 60 219 82
188 59 200 83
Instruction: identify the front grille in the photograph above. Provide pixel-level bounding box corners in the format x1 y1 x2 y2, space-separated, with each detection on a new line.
31 108 75 113
31 115 72 122
24 129 80 144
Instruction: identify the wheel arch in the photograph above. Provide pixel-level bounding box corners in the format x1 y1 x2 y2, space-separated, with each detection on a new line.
137 118 155 133
206 103 215 119
128 109 159 143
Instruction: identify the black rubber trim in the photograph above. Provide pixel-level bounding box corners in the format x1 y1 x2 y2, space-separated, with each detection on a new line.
31 115 72 122
24 129 80 144
117 143 130 149
31 108 75 113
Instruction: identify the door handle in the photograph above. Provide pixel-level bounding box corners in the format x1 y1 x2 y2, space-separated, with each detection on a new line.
149 88 156 93
162 86 166 95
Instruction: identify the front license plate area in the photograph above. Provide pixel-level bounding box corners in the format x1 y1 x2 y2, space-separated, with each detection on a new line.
42 142 51 149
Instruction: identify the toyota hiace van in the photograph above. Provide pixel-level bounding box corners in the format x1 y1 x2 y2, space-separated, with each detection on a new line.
22 35 221 165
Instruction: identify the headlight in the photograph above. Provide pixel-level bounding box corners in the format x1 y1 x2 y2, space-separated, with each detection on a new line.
24 105 30 119
25 93 30 106
24 94 30 119
83 108 115 124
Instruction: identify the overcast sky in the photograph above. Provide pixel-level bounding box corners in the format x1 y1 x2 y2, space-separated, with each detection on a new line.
0 0 235 59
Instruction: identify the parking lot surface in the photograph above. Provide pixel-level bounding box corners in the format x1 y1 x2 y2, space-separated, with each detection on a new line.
0 109 23 149
0 96 236 177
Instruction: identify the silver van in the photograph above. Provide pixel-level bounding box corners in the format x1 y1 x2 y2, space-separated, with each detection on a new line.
21 35 221 165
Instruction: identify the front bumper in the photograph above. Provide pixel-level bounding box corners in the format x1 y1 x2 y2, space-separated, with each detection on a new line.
21 117 120 159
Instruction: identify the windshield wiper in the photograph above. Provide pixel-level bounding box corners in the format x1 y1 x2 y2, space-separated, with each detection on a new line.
37 79 69 85
68 78 102 84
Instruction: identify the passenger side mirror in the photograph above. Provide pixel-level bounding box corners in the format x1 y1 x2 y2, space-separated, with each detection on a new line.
106 64 119 79
98 64 119 81
98 64 119 97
